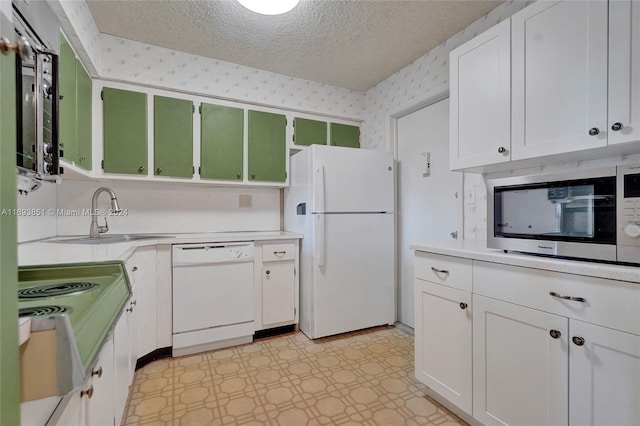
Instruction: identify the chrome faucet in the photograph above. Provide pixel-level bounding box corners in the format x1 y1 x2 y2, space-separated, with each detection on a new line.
89 187 121 238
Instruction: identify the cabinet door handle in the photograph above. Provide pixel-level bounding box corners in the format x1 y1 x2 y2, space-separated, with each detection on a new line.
549 329 561 339
430 267 449 275
131 300 137 306
549 291 586 303
572 336 585 346
0 36 32 61
156 167 162 174
132 266 138 272
497 146 507 154
138 166 145 173
611 122 624 131
91 366 103 378
265 270 270 275
459 302 467 310
588 127 600 136
273 250 287 255
81 386 94 399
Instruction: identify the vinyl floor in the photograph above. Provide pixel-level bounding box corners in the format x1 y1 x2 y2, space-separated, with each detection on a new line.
123 325 465 425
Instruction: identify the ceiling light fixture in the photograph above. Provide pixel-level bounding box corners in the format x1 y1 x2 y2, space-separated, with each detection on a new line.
237 0 300 15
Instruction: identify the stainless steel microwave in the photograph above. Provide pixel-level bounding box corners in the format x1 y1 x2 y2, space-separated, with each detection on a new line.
487 164 640 265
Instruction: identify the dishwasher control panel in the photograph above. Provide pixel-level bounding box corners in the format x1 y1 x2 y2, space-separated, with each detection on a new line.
172 242 255 266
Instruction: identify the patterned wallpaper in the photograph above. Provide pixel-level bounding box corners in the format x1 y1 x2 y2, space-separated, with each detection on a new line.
100 34 365 120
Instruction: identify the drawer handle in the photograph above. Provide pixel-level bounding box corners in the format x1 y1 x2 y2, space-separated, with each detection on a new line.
273 251 287 255
459 302 467 310
549 291 586 303
91 366 103 378
431 267 449 275
549 329 561 339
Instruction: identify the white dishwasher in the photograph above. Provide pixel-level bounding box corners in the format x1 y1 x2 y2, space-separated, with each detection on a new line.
172 242 254 356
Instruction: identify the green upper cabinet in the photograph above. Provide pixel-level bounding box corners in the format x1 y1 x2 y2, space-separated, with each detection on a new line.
153 96 193 178
75 60 92 171
200 103 243 181
248 110 287 182
59 35 77 163
59 33 92 171
102 87 148 175
330 123 360 148
293 117 327 146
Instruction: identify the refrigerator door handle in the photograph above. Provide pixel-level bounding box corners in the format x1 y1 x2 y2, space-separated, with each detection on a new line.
315 214 325 267
314 163 325 213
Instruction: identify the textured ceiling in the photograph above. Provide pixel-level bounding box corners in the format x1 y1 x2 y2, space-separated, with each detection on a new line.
86 0 503 91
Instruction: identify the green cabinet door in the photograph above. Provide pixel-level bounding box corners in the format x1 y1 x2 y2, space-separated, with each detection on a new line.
293 117 327 146
330 123 360 148
102 88 147 174
248 110 286 182
200 103 243 180
0 10 20 426
75 60 92 171
59 34 77 162
154 96 193 178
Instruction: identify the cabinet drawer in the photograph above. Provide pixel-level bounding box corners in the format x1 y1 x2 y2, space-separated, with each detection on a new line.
415 252 472 292
474 261 640 336
262 243 295 262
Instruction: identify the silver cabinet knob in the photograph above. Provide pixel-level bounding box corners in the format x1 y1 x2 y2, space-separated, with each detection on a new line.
265 270 270 275
132 266 138 272
572 336 585 346
459 302 468 310
611 122 623 131
588 127 600 136
0 36 32 61
138 166 145 173
549 329 561 339
156 167 162 174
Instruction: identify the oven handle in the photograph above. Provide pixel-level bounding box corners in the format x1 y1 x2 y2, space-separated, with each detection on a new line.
549 291 586 303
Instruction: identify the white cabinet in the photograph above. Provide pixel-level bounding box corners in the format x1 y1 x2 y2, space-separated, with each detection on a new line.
449 19 511 170
511 0 608 160
472 294 569 426
569 320 640 426
254 241 299 331
608 0 640 146
50 334 115 426
130 246 158 358
113 307 133 425
414 279 472 415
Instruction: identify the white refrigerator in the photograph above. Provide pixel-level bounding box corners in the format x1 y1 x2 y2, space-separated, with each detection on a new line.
284 145 395 339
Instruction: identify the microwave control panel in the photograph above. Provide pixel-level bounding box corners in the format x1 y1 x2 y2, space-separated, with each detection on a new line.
617 164 640 263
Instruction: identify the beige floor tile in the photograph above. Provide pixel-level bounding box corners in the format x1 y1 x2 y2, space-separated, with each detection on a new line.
124 326 465 426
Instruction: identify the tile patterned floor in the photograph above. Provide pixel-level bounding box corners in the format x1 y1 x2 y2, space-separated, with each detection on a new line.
123 326 465 425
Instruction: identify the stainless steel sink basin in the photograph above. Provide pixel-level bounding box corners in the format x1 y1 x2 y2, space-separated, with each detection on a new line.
51 234 175 245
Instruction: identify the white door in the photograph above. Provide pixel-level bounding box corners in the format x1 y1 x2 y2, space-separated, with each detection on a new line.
133 246 157 358
511 0 608 160
473 295 569 426
86 335 115 426
310 213 394 338
397 98 462 327
608 0 640 146
449 19 511 170
414 280 472 415
262 261 295 327
570 320 640 426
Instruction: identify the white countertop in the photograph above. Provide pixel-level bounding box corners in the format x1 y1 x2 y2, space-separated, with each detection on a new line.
19 231 302 266
411 240 640 284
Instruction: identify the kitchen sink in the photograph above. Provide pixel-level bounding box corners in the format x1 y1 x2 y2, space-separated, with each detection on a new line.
51 234 175 244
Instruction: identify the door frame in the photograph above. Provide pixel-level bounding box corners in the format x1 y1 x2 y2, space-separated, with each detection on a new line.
386 83 464 325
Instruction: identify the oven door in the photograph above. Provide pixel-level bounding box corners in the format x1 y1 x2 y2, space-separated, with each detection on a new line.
488 168 617 261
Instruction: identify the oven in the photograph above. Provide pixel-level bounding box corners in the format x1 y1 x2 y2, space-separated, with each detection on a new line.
488 165 640 264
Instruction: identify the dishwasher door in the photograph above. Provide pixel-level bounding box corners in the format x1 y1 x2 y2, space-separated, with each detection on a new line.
172 243 255 354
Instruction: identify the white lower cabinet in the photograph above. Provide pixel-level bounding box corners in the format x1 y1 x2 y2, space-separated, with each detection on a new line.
254 240 299 331
114 298 136 424
414 251 640 426
130 246 158 358
472 295 568 426
414 279 472 415
569 320 640 426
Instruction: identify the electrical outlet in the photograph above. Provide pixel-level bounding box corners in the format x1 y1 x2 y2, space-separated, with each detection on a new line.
239 194 252 208
465 187 476 205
